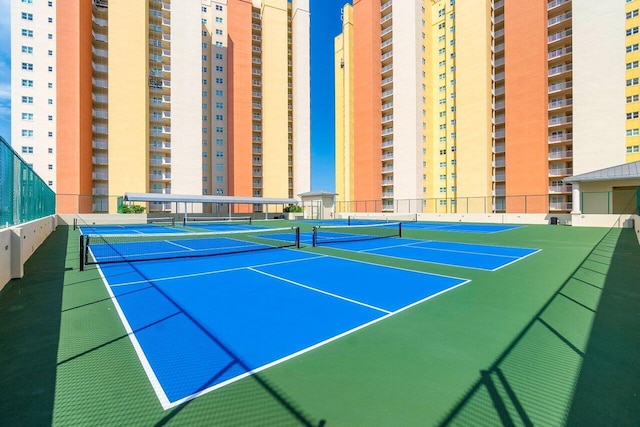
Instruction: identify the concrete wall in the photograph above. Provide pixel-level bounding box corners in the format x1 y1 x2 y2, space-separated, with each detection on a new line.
0 215 57 292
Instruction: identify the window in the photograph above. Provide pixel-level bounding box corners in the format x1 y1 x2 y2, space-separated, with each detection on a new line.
215 90 223 96
216 188 223 195
627 145 640 152
216 17 223 23
202 6 207 12
627 78 639 86
21 45 33 53
21 130 34 137
628 95 640 103
216 126 223 133
47 131 53 137
48 115 53 121
203 67 208 73
202 19 207 24
215 139 223 145
22 29 34 37
215 65 223 72
215 53 223 60
627 111 639 119
215 77 223 84
627 26 639 36
626 128 639 136
21 146 34 153
21 79 33 87
216 151 224 157
202 31 207 36
627 9 639 19
48 181 53 186
48 164 53 170
202 151 208 158
48 66 53 72
48 17 53 23
47 82 53 88
215 29 223 35
216 102 223 109
627 60 639 69
22 113 33 120
626 43 639 53
22 12 33 20
22 0 33 3
47 99 53 105
48 50 53 56
215 41 223 47
21 62 33 70
203 79 208 85
216 5 223 11
216 176 224 182
48 148 53 154
215 114 223 121
48 33 53 39
22 96 34 104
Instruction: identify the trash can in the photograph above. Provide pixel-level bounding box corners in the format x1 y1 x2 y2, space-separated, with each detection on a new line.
550 217 558 225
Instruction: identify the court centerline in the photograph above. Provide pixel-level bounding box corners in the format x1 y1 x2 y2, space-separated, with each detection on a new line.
248 267 392 314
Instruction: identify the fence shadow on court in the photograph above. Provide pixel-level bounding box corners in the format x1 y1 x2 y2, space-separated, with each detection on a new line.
438 226 640 426
0 226 69 425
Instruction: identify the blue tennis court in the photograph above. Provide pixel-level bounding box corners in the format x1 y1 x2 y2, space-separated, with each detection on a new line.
93 241 468 408
307 232 539 271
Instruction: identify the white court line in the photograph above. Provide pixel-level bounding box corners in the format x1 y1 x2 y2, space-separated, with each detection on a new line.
248 267 392 314
489 248 542 272
94 263 173 409
108 254 328 288
165 240 195 251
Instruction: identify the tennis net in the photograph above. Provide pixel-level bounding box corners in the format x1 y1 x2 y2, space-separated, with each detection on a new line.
183 216 252 227
312 222 402 247
148 216 176 227
348 214 417 225
80 226 300 270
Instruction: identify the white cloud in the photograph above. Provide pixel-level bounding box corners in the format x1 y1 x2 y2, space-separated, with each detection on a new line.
0 82 9 101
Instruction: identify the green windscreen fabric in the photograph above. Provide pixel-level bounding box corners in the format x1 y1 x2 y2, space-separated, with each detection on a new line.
0 136 56 228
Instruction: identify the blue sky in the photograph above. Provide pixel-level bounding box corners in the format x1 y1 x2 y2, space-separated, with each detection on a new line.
0 0 347 192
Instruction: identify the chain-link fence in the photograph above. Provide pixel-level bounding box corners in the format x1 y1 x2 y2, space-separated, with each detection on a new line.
0 136 56 228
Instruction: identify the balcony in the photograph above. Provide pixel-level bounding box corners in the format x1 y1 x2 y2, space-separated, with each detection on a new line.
381 0 392 12
549 168 573 176
92 172 108 180
382 140 393 148
548 98 573 110
150 188 171 194
493 158 506 167
549 150 573 159
382 102 393 111
548 29 572 44
549 185 572 193
381 26 393 37
382 191 394 198
381 13 392 25
549 46 572 60
548 0 571 11
548 80 573 93
549 133 573 143
382 179 393 186
92 187 109 196
493 131 506 141
493 173 506 182
382 165 394 173
382 152 394 160
381 51 393 62
548 116 573 126
548 63 572 77
382 127 394 136
493 143 506 153
548 11 572 27
149 157 171 166
92 139 108 150
149 141 170 151
381 89 393 99
549 201 572 211
92 156 108 165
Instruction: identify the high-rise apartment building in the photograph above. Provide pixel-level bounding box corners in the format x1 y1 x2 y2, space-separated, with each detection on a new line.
11 0 310 214
335 0 639 214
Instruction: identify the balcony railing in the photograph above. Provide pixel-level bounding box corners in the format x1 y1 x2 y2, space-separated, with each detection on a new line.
549 168 573 176
548 150 573 159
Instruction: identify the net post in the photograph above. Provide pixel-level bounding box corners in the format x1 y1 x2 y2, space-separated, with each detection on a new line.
79 235 85 271
312 226 318 247
171 217 176 227
249 216 252 225
182 217 186 227
295 226 300 249
348 216 351 226
73 217 77 230
399 222 402 238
